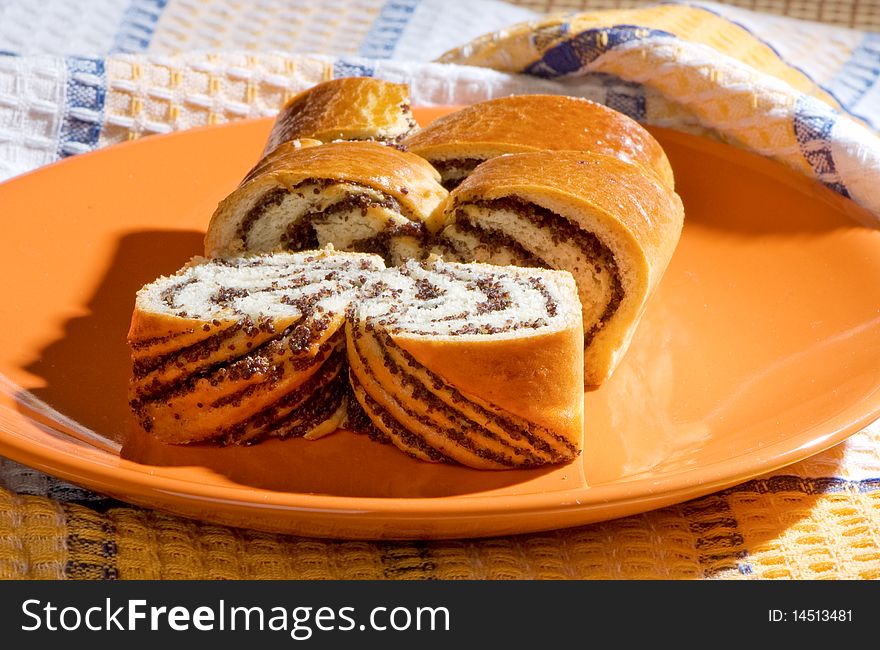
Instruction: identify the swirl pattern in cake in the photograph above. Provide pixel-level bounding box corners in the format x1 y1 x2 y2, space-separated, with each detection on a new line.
204 140 448 265
346 258 584 469
440 150 684 386
128 250 385 445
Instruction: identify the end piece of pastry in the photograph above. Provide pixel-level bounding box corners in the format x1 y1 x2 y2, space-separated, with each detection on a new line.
128 250 385 445
346 258 584 469
204 141 449 265
263 77 418 155
403 94 675 190
439 151 685 387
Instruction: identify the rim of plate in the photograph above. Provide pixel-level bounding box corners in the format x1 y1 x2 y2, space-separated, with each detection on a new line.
1 387 877 519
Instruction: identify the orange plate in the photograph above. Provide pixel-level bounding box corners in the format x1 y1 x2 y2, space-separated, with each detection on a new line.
0 107 879 540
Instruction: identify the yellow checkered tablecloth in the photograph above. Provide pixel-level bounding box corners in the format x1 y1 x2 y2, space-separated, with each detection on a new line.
1 0 879 579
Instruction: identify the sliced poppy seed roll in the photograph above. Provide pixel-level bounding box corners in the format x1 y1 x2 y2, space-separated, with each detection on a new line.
263 77 418 156
346 258 584 470
439 150 685 387
128 250 385 445
204 141 448 265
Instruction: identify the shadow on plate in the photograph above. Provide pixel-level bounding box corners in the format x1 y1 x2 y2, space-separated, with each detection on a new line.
19 230 205 443
121 418 559 498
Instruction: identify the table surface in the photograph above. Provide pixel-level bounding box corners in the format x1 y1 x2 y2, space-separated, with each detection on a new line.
0 0 878 580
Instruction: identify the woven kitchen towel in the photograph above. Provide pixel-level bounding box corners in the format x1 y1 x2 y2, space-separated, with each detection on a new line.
0 0 879 579
2 1 880 218
515 0 880 31
2 460 879 579
440 3 880 220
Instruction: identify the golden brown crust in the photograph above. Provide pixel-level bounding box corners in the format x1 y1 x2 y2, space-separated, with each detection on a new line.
128 307 348 445
135 333 345 445
404 95 675 189
450 150 683 276
343 261 585 469
204 141 449 257
345 323 500 469
128 311 232 374
264 77 416 155
242 139 442 194
127 310 222 354
391 326 584 447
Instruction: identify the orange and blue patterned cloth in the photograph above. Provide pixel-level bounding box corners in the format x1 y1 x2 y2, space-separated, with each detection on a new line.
1 1 879 219
441 4 880 220
0 0 878 579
